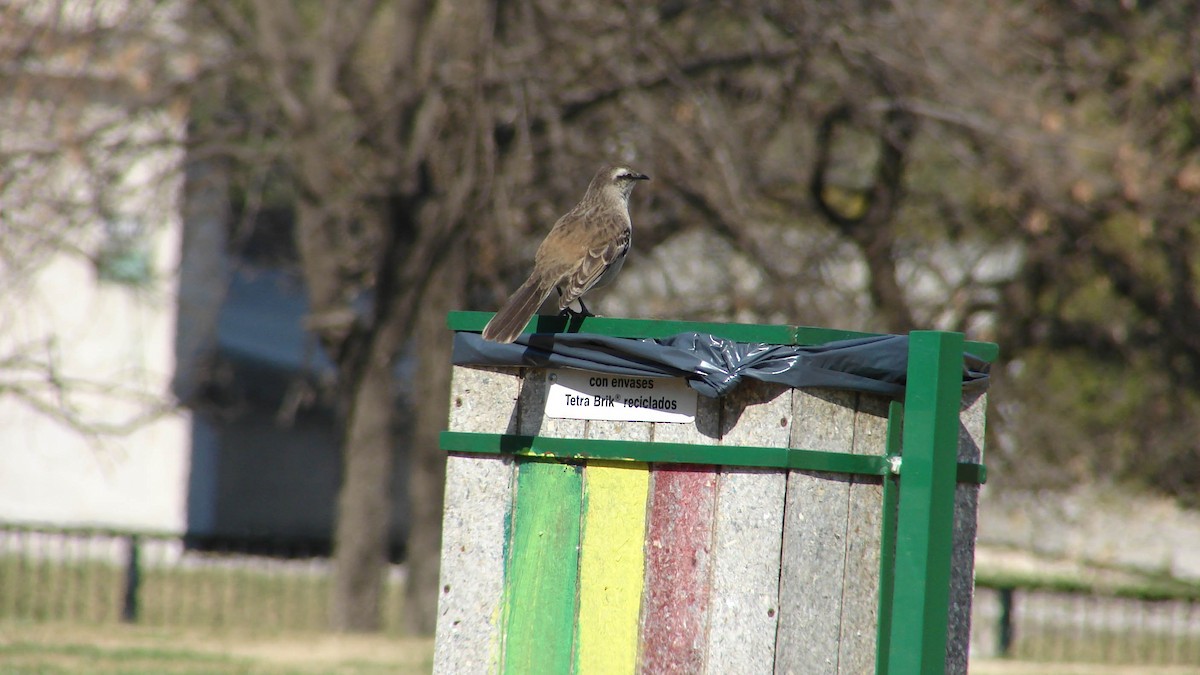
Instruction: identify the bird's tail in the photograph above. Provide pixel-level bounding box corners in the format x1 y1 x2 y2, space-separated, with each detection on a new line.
482 276 553 343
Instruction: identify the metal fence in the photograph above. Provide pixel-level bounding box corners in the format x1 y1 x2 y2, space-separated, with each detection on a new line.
0 524 407 634
971 584 1200 665
2 522 1200 666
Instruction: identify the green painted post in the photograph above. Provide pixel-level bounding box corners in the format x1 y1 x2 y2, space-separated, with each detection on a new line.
875 400 904 675
887 331 965 675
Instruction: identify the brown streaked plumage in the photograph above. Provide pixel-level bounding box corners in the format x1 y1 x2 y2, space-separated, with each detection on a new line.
482 164 649 343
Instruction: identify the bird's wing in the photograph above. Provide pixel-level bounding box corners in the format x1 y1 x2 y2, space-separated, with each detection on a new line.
558 215 630 307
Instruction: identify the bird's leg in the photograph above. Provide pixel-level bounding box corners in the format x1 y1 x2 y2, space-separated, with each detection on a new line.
558 304 592 318
555 288 594 318
556 288 571 317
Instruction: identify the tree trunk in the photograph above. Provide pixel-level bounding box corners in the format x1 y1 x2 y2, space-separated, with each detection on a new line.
403 245 465 634
330 332 397 632
810 103 918 333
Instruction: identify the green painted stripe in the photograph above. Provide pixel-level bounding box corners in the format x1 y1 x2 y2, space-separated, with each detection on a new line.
791 325 890 345
501 458 583 674
876 472 901 675
440 431 988 483
444 431 885 475
875 400 905 675
446 311 999 362
966 342 1000 364
447 310 796 343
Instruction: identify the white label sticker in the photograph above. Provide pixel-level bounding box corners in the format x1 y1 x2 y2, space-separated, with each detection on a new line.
544 370 697 423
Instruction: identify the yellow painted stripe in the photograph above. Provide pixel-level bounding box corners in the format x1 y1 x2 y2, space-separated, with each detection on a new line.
575 460 650 674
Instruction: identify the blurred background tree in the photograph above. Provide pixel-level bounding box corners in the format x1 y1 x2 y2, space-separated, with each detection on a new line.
184 0 1200 633
0 1 188 440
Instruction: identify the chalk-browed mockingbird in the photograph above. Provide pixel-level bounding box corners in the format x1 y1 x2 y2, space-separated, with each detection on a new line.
482 164 649 343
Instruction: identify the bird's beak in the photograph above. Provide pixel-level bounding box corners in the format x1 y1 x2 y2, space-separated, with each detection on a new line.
633 173 650 181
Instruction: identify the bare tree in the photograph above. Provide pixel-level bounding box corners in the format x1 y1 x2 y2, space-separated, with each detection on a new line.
0 0 189 441
188 0 1200 634
189 0 501 632
188 0 837 632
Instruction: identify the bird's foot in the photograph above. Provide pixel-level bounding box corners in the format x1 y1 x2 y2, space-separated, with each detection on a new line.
559 307 595 319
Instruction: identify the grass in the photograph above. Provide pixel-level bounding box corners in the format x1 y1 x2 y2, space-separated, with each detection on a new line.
0 621 434 674
1006 621 1200 666
0 543 431 673
971 659 1200 675
971 585 1200 668
3 534 1199 671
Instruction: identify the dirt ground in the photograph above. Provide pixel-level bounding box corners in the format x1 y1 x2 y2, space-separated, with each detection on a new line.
0 621 433 674
5 621 1199 674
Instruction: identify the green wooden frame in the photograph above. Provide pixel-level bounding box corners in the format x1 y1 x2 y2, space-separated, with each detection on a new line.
443 311 995 675
447 310 1000 363
439 431 986 485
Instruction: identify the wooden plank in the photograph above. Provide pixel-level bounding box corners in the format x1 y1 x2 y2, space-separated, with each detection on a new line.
776 388 857 675
440 430 888 474
517 368 586 440
576 419 652 675
945 391 987 674
651 388 722 446
493 368 588 672
639 463 718 674
639 392 721 674
434 366 521 675
448 365 523 435
576 461 650 674
838 394 887 672
705 380 789 673
501 458 583 674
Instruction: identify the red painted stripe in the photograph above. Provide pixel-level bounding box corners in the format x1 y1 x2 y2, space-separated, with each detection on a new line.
638 464 718 674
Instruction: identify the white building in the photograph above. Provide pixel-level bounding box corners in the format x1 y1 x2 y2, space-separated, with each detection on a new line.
0 1 192 532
